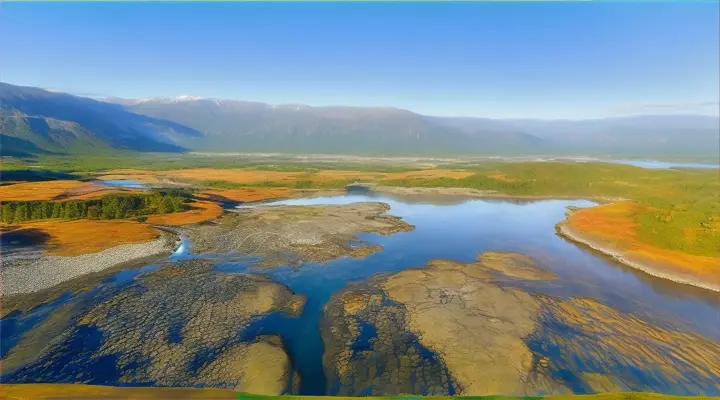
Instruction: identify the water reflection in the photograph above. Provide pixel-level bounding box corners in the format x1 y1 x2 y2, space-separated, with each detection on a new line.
3 192 718 394
251 193 719 340
93 179 148 189
607 159 719 170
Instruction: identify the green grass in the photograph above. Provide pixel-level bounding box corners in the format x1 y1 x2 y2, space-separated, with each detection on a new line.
0 153 417 173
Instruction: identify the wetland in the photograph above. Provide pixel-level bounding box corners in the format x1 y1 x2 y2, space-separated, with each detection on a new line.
1 190 719 396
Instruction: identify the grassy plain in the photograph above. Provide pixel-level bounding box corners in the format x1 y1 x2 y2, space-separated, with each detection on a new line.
94 167 471 190
0 180 136 202
1 219 160 256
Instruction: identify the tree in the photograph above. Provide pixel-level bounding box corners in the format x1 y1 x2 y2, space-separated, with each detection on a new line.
52 202 63 218
14 204 29 223
30 202 43 220
79 202 88 218
41 202 53 219
1 191 190 224
2 203 15 224
87 206 101 220
66 202 81 219
102 197 120 219
157 197 168 214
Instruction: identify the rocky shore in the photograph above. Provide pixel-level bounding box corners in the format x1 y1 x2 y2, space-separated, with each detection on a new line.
1 233 178 296
322 251 720 396
181 202 414 268
3 259 305 395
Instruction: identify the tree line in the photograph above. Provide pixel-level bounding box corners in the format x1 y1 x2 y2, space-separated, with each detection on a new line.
1 191 191 224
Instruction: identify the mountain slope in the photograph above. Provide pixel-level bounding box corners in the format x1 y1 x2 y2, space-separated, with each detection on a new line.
119 98 545 155
119 97 719 157
2 82 717 158
0 83 202 154
430 115 720 157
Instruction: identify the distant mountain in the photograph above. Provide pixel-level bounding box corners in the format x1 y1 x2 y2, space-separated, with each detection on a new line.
0 83 202 155
425 116 546 148
114 96 720 157
432 115 719 157
114 97 545 155
1 82 717 158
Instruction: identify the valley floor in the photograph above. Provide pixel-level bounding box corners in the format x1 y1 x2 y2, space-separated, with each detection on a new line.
1 160 718 292
1 158 719 397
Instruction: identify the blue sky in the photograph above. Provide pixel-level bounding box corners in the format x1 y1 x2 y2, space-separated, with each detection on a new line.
1 2 718 119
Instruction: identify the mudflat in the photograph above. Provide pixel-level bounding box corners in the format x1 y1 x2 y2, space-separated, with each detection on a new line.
2 259 306 395
322 252 720 396
181 202 414 268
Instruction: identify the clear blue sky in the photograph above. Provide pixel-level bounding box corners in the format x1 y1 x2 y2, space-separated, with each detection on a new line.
1 2 718 119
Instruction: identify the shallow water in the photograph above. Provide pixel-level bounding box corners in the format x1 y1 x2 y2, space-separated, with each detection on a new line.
94 179 148 188
607 159 720 170
231 193 720 394
2 192 718 394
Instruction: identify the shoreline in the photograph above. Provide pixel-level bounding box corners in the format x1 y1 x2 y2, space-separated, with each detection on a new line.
1 232 180 296
2 184 715 297
556 221 720 293
206 188 346 209
355 184 624 204
356 184 718 292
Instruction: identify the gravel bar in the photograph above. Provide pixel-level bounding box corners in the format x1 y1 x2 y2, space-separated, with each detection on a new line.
1 235 177 296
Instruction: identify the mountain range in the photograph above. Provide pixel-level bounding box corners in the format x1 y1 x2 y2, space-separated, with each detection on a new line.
2 82 718 158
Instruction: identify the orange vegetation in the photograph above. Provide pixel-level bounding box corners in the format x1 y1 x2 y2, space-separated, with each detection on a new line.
0 180 136 202
101 168 472 186
203 187 292 202
568 201 640 249
0 384 236 400
2 219 159 256
146 200 222 226
567 201 719 285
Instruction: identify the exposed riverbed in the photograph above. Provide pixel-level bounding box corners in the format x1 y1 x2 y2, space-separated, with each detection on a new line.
1 192 718 395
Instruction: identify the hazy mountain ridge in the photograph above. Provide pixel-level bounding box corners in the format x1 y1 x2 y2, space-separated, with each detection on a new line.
429 115 720 156
1 83 718 157
0 83 202 154
117 97 548 154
